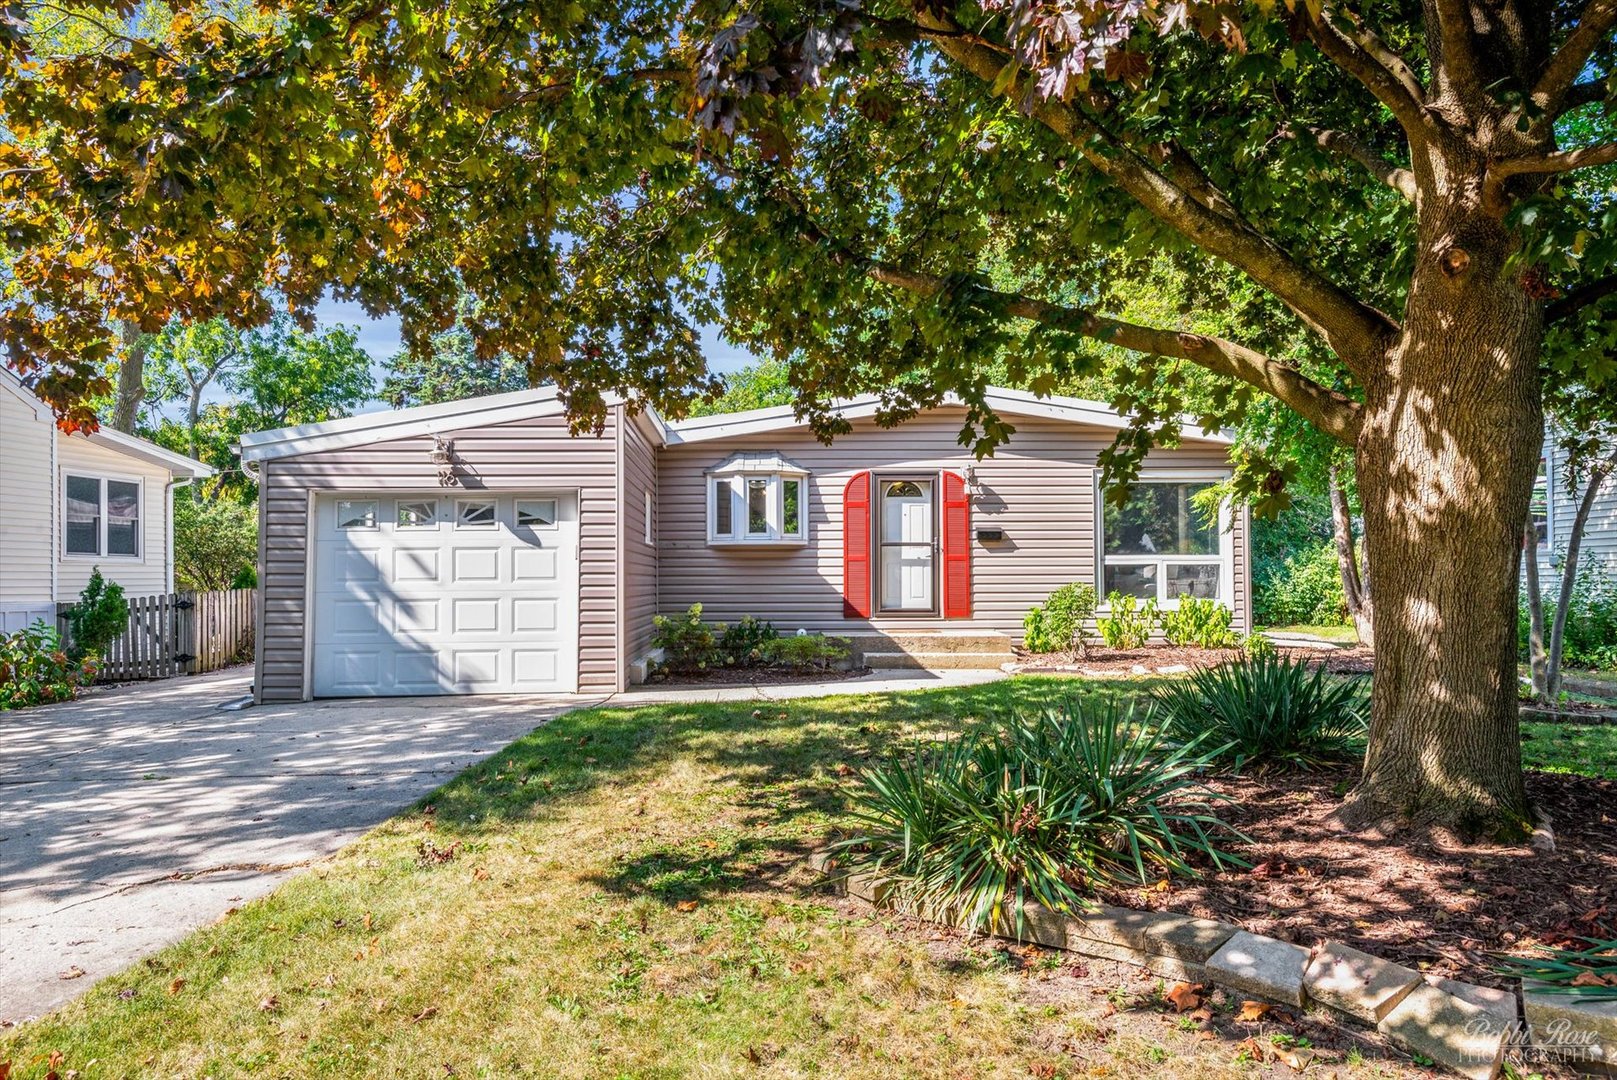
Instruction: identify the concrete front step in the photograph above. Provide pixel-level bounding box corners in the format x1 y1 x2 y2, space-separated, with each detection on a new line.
845 631 1016 657
862 651 1013 671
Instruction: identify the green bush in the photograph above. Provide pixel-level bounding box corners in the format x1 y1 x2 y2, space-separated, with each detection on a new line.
1153 654 1369 771
63 569 128 661
1159 598 1239 648
1023 582 1098 654
0 622 97 709
1521 558 1617 671
718 615 778 666
838 696 1243 931
174 497 259 592
650 604 722 674
1240 631 1277 661
1096 592 1156 649
763 632 849 671
1254 540 1348 627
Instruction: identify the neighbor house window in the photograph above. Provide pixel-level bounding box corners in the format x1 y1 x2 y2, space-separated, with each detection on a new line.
65 475 141 557
706 452 809 544
1531 457 1550 548
1099 478 1228 606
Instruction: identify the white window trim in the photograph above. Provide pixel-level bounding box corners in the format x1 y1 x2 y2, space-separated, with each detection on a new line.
62 471 144 560
644 489 655 546
1094 471 1234 611
706 469 809 546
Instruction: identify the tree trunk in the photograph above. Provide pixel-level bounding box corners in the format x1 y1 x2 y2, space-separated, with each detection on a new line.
110 321 147 434
1343 197 1541 839
1329 461 1373 647
1522 517 1549 699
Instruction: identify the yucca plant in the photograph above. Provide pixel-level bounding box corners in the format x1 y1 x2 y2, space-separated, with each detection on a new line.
834 697 1245 933
1153 654 1369 772
1497 939 1617 1001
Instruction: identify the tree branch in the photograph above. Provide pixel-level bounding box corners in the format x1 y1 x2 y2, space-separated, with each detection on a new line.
1534 0 1617 116
915 16 1399 373
1289 124 1417 200
1431 0 1484 100
1546 274 1617 321
862 261 1364 444
1492 141 1617 179
1293 3 1431 140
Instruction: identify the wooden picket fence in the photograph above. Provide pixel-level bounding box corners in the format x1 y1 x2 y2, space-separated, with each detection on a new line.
59 588 256 681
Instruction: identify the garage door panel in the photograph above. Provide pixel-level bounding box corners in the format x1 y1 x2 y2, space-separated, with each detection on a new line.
311 492 579 697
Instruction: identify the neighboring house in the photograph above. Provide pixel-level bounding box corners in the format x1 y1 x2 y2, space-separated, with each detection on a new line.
239 385 1249 702
0 371 214 633
1532 424 1617 580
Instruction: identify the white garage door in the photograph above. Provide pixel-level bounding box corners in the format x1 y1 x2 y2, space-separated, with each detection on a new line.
311 492 580 696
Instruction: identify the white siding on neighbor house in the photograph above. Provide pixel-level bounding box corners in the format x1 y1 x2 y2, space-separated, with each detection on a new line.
255 409 622 702
0 378 55 624
55 433 175 600
654 409 1247 649
1546 434 1617 578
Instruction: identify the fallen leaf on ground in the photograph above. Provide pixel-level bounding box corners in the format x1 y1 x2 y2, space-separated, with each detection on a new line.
258 995 278 1012
472 867 490 881
1570 970 1617 987
56 967 85 981
167 978 185 995
1276 1048 1313 1071
1234 1036 1267 1062
411 1006 437 1023
1165 982 1203 1012
675 900 699 913
1236 1000 1274 1022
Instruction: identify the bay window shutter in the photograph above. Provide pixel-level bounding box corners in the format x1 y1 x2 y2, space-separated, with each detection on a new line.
842 471 872 618
941 470 972 619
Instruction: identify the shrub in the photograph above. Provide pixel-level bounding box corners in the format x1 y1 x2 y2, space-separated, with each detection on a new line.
1240 631 1277 661
650 604 721 674
763 632 849 671
1522 557 1617 671
0 622 96 709
1254 540 1348 627
1023 582 1098 654
1153 654 1369 771
838 697 1243 931
1159 598 1239 648
718 615 778 666
1096 592 1156 649
63 569 128 661
174 497 259 592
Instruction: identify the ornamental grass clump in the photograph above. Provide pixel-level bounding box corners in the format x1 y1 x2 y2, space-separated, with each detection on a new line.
1153 654 1369 772
836 696 1244 933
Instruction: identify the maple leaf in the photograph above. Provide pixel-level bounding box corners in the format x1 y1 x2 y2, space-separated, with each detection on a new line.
167 978 186 995
1236 1000 1273 1022
676 900 699 912
1165 982 1203 1012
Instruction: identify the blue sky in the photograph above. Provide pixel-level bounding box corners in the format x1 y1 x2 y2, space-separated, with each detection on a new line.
313 297 763 408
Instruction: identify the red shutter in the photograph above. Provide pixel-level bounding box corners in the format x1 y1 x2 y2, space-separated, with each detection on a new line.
843 471 872 618
941 470 972 619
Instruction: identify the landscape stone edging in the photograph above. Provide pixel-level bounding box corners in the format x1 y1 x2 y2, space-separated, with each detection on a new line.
811 853 1617 1079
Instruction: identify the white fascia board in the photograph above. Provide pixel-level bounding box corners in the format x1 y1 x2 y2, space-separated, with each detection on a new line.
240 385 586 462
83 428 215 478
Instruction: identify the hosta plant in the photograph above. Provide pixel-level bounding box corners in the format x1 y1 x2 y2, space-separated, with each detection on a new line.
1159 598 1239 649
1096 592 1156 649
1153 655 1369 772
836 697 1244 933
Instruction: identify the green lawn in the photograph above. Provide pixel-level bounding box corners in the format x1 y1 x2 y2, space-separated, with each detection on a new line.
1260 624 1361 644
2 675 1605 1078
1521 718 1617 778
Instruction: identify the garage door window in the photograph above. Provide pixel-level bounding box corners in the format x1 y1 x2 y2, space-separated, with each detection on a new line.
516 499 558 528
396 500 438 528
337 500 377 530
456 500 496 529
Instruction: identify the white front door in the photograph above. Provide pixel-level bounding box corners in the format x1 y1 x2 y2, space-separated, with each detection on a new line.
310 492 580 696
880 479 934 612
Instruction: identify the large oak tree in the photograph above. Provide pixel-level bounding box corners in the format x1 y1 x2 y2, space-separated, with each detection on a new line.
5 0 1617 835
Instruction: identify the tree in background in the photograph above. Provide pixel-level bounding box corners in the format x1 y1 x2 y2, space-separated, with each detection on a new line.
380 312 528 408
688 358 795 416
172 497 259 591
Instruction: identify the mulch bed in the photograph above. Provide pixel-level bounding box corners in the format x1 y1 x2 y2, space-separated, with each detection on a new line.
1012 643 1376 676
644 665 873 688
1107 766 1617 988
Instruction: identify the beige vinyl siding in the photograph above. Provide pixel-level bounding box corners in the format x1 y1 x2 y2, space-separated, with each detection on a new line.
55 433 174 599
254 410 620 702
656 409 1249 638
620 409 660 670
0 380 55 625
1547 434 1617 576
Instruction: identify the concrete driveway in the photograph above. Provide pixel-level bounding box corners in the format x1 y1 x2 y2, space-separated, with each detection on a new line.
0 669 598 1023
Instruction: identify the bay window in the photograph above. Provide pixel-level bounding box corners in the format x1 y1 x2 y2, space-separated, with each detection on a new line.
1099 476 1230 606
707 452 809 545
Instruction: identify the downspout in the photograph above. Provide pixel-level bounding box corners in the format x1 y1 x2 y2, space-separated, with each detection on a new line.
165 477 195 594
614 406 627 693
49 424 58 609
